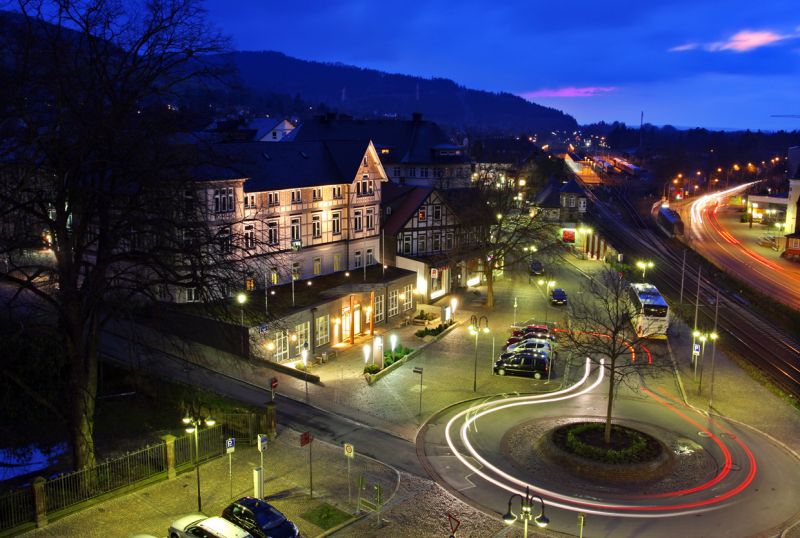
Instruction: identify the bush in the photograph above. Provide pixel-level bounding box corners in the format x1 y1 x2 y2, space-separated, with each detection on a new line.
415 322 453 338
294 362 309 372
554 422 660 464
414 310 438 321
363 364 381 375
383 356 394 368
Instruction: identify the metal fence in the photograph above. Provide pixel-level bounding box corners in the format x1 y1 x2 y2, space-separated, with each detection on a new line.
0 413 265 533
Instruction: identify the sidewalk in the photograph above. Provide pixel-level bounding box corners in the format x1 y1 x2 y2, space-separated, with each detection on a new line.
22 428 398 538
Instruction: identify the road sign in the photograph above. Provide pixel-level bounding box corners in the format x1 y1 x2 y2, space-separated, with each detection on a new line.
446 513 461 537
257 434 268 453
693 343 701 356
413 367 423 375
270 377 278 390
258 323 268 334
300 431 312 447
343 442 355 459
226 438 236 454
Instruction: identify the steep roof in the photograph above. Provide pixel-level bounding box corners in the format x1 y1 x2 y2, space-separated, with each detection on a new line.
247 117 294 140
383 186 434 236
192 140 373 191
289 114 470 166
559 177 585 195
533 177 562 208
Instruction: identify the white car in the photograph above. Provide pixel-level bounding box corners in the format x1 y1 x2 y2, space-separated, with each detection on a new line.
506 338 555 355
169 514 253 538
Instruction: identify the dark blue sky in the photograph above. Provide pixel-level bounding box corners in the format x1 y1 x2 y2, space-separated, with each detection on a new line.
204 0 800 130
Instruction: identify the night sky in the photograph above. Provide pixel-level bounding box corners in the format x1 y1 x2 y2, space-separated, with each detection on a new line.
204 0 800 131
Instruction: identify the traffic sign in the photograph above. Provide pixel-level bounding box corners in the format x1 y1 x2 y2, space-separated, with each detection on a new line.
226 438 236 454
258 323 268 334
343 442 355 459
257 434 268 453
693 343 701 356
413 367 423 375
270 377 279 390
300 431 312 447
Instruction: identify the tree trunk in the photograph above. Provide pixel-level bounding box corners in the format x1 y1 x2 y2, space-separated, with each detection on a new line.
485 269 495 309
65 310 99 471
604 362 615 444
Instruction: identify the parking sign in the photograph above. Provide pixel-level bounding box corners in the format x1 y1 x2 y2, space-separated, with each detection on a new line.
693 343 701 356
226 438 236 454
257 434 268 453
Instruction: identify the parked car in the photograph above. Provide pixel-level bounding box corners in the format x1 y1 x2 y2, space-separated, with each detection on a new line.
169 515 252 538
506 339 555 355
529 261 544 275
524 324 557 341
222 497 299 538
549 288 568 305
494 353 550 379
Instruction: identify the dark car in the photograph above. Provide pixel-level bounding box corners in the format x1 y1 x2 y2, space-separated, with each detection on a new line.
549 288 568 305
512 325 556 342
222 497 299 538
494 352 550 379
529 261 544 275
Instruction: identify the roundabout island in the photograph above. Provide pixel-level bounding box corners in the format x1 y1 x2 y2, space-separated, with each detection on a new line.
417 359 800 537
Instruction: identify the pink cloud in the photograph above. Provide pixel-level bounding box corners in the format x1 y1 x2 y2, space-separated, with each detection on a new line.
520 86 617 98
669 43 698 52
707 30 793 52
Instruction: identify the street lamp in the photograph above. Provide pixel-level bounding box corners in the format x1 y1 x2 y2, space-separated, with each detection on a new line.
469 315 489 392
503 486 549 537
708 332 720 407
635 260 654 280
301 343 309 400
696 331 717 395
237 293 247 356
182 413 216 512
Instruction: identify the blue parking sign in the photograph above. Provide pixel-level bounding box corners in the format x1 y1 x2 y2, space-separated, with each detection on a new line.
226 438 235 454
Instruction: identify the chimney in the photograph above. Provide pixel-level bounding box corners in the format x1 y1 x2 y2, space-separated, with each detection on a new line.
412 112 423 123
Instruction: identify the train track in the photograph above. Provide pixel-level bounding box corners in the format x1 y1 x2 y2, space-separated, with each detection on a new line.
594 187 800 400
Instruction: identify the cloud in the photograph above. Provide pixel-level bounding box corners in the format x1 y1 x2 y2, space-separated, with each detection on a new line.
670 29 797 53
519 86 618 98
669 43 699 52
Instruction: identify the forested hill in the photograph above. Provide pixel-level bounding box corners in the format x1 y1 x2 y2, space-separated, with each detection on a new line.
217 50 577 133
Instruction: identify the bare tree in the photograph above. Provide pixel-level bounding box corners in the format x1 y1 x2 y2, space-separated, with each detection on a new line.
562 267 670 443
0 0 241 471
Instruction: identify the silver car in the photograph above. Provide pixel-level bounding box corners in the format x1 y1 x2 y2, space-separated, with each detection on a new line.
505 338 555 355
169 514 253 538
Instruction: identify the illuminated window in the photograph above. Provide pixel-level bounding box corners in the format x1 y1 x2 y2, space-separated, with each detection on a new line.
313 257 321 275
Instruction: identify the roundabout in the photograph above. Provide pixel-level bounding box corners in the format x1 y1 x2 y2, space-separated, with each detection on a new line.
417 359 800 537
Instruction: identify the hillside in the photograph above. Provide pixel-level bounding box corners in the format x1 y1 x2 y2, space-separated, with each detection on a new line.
217 51 577 134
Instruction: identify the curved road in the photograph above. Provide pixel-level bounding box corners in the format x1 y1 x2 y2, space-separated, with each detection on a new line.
419 360 800 537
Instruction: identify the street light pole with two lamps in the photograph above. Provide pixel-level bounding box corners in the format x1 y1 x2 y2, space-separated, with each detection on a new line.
636 260 654 280
503 486 549 538
181 413 216 512
469 315 489 392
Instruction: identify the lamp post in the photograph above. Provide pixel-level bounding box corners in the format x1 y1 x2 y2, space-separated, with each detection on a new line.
182 414 216 512
635 260 654 280
708 332 720 406
513 296 518 327
503 486 549 538
469 315 489 392
237 293 247 356
301 343 309 400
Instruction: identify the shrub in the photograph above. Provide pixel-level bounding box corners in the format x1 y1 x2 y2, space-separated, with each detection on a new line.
415 329 428 337
556 422 659 464
414 310 438 321
295 362 309 372
383 356 394 367
363 364 381 375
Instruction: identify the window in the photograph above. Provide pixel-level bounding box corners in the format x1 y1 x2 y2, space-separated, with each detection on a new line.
569 195 576 208
418 209 426 221
291 190 302 204
244 224 255 249
267 221 279 245
402 234 412 254
366 208 374 230
579 198 587 211
185 287 198 303
213 187 234 213
244 194 256 209
420 167 429 178
356 175 372 196
274 331 289 362
315 315 330 346
218 226 232 253
434 168 443 178
312 188 322 201
333 253 342 272
312 213 321 238
353 210 362 231
270 267 279 285
402 284 414 311
354 250 363 268
433 204 442 220
291 217 301 241
292 261 301 280
418 235 426 253
446 233 454 250
332 211 341 235
271 131 277 140
268 192 280 206
374 294 385 323
392 167 400 177
433 234 441 252
408 167 416 178
181 229 193 249
363 157 368 167
388 289 399 317
295 321 310 355
366 248 374 266
183 190 194 216
313 257 321 275
246 278 255 291
332 186 342 199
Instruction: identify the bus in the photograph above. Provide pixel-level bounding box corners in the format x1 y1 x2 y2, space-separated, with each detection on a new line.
628 283 669 339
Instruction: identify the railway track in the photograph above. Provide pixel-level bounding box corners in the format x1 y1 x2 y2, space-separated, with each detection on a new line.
594 187 800 400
